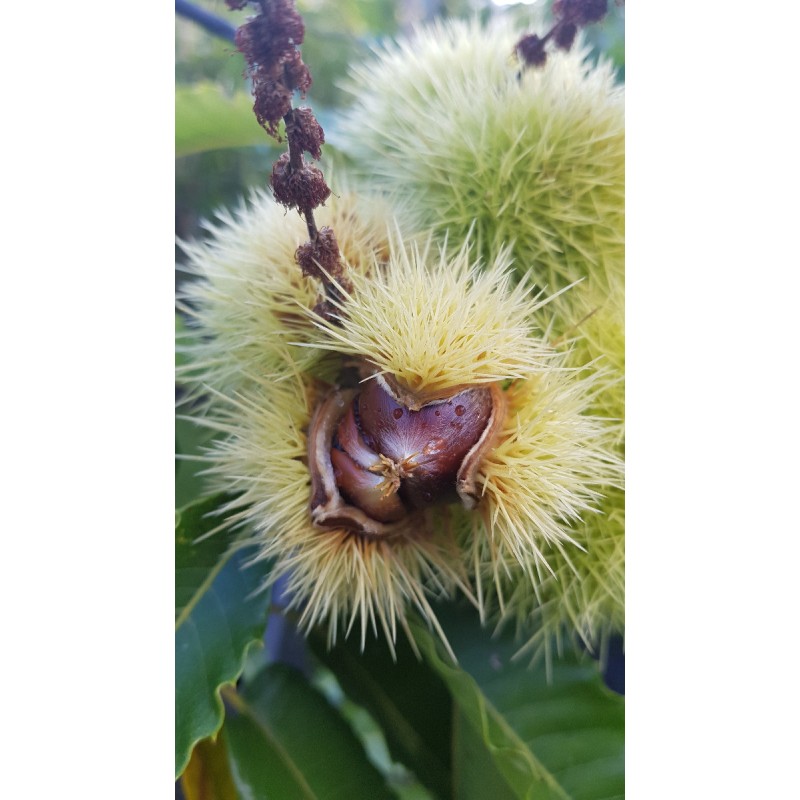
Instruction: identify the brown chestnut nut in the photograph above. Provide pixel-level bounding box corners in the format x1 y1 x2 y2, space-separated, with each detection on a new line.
308 375 506 536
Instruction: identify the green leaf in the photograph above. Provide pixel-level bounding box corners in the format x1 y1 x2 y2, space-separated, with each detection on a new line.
309 632 453 799
175 495 271 777
413 608 625 800
176 313 218 508
452 706 516 800
175 312 188 371
175 493 232 622
176 81 268 158
175 414 217 509
225 664 395 799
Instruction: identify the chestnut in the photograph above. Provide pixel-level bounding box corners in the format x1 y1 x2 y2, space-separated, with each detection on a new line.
308 374 506 536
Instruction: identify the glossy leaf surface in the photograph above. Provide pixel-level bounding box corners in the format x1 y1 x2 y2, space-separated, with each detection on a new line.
175 495 271 777
225 664 394 799
309 631 453 798
414 609 625 800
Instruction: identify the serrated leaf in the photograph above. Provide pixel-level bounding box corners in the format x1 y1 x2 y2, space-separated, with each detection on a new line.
175 495 271 777
413 608 624 800
176 82 267 158
225 664 394 799
309 632 452 799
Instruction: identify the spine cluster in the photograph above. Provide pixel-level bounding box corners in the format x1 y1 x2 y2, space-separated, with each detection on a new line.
227 0 351 318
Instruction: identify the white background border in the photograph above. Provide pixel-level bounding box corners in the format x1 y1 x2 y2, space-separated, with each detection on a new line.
3 2 798 797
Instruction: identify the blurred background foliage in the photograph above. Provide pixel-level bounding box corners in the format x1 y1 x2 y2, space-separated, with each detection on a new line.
176 3 624 798
176 0 623 276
